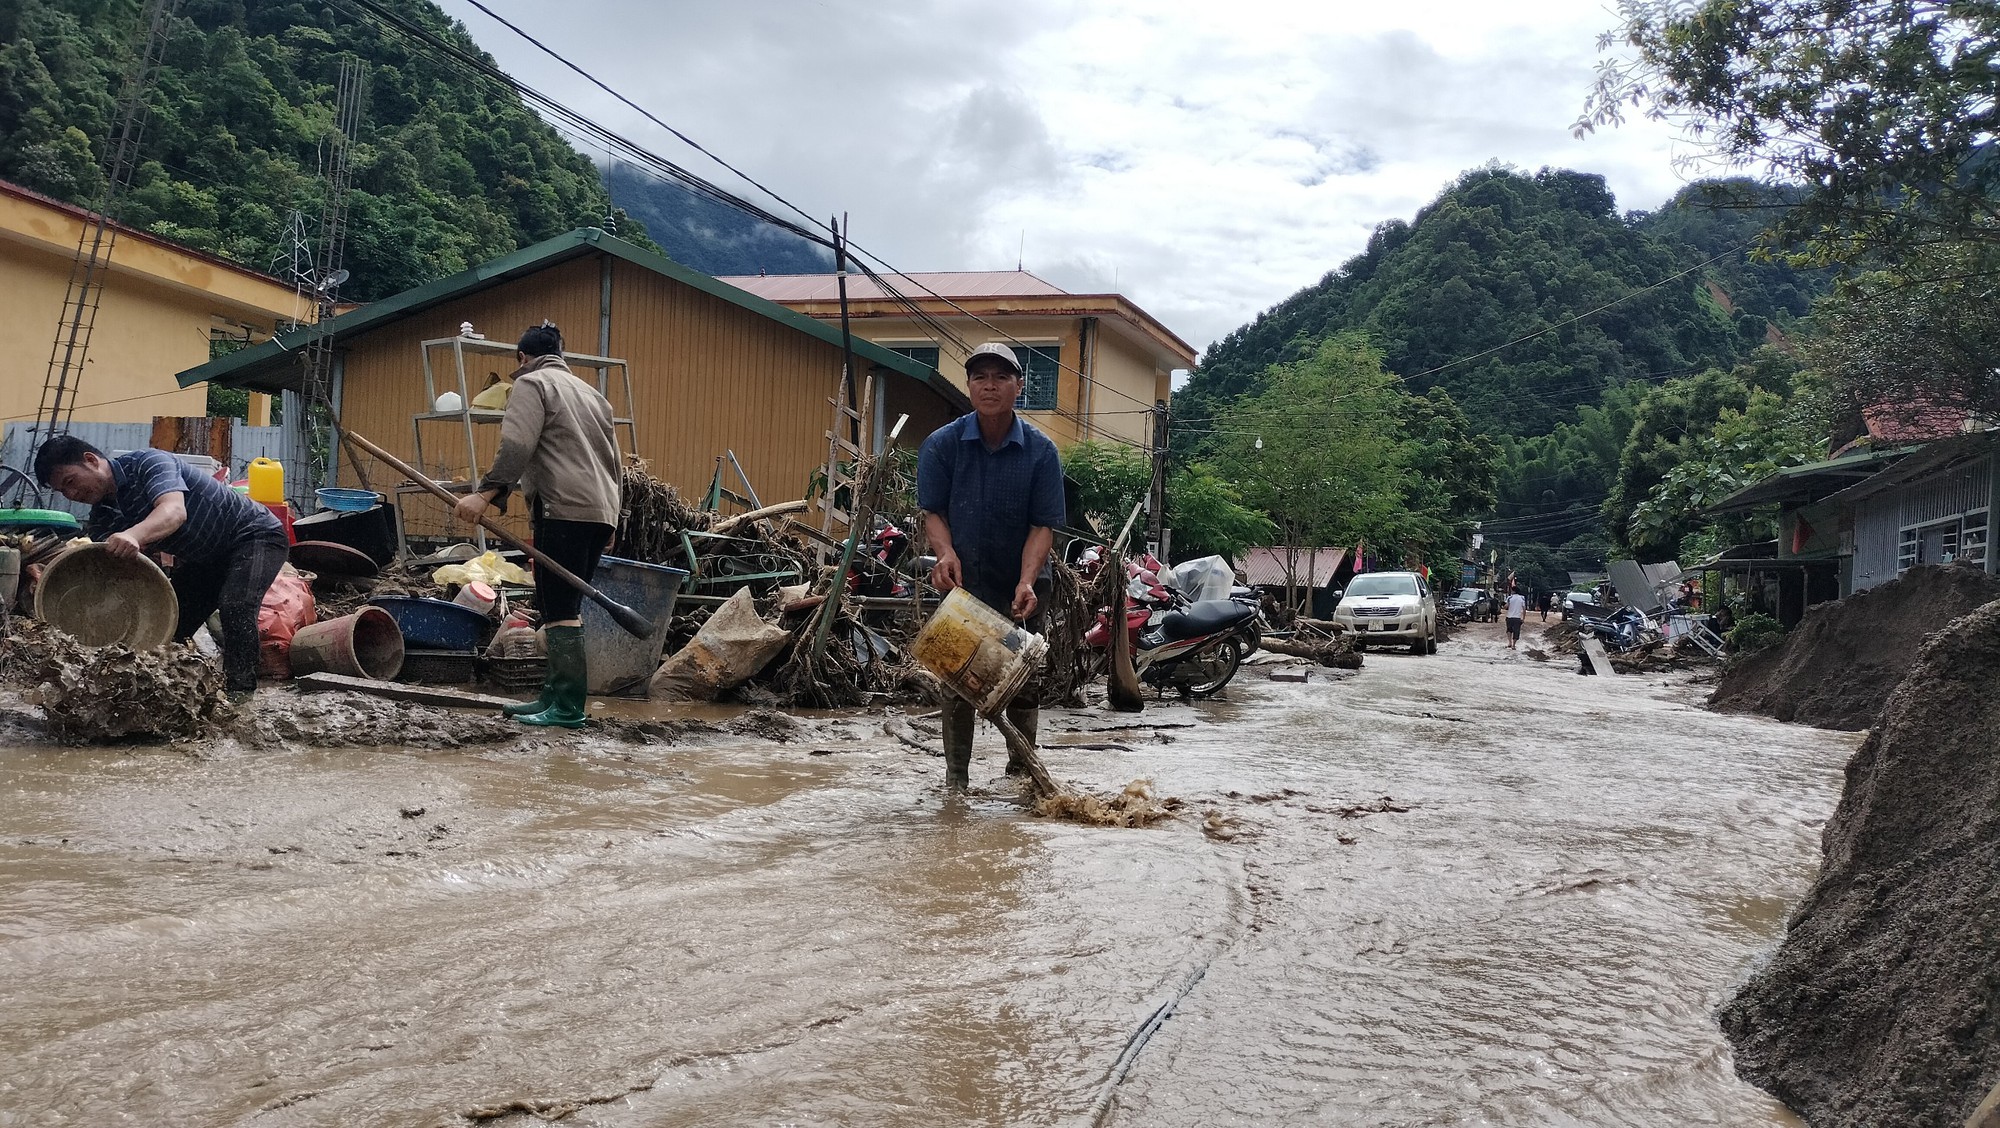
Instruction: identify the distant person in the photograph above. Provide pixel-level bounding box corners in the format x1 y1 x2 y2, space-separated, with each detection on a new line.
917 342 1066 793
455 322 621 729
35 434 288 698
1504 589 1528 650
1538 590 1552 622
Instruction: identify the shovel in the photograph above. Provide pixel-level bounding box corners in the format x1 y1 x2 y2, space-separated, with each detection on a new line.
338 428 656 640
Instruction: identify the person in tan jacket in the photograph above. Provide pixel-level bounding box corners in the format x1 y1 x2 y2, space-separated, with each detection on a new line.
454 322 621 727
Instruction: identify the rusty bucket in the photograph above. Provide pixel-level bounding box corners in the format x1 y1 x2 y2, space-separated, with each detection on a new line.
289 606 404 680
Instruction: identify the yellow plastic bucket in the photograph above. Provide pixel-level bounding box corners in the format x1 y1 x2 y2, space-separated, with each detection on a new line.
246 457 286 504
911 587 1047 714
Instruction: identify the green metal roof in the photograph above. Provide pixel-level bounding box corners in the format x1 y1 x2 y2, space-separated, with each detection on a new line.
1703 444 1915 514
175 227 964 407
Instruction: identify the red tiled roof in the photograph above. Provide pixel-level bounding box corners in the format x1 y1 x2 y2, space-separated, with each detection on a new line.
716 269 1068 302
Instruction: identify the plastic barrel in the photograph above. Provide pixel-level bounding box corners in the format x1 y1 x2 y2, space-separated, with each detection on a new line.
289 606 405 680
246 457 285 504
579 556 688 696
911 588 1048 714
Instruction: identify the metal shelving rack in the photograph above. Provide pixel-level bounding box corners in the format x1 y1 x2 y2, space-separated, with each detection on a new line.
400 335 638 552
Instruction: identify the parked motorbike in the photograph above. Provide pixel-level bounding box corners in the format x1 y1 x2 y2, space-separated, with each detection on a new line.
1078 549 1259 698
845 517 921 599
1576 605 1654 653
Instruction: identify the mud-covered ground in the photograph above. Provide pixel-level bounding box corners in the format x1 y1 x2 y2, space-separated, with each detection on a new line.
0 620 1856 1126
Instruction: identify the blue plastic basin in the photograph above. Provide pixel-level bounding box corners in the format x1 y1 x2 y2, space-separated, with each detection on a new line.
366 596 492 651
316 487 380 513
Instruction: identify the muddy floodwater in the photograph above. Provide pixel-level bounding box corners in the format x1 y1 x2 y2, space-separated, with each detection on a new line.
0 620 1855 1126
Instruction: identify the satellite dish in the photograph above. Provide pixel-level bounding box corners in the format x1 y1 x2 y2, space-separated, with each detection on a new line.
323 268 350 289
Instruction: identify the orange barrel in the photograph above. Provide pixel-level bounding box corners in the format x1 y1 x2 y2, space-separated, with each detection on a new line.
288 606 404 680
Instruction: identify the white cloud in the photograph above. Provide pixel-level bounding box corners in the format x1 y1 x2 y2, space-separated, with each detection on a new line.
437 0 1693 354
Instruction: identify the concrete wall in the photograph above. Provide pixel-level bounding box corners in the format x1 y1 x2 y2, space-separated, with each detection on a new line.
0 186 307 435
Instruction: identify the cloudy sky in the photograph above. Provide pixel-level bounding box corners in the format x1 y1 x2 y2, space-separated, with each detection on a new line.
435 0 1693 356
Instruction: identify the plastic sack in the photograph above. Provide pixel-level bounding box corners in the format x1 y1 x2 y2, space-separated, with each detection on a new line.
1171 555 1235 602
258 564 318 678
651 588 790 701
432 549 531 587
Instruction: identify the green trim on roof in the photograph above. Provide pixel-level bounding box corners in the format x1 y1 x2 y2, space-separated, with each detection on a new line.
1704 444 1914 514
175 228 957 403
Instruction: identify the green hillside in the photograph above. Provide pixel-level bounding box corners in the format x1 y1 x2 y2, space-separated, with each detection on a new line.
1178 167 1818 442
0 0 645 302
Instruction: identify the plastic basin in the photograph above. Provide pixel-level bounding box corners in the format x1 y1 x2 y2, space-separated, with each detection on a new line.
366 596 492 651
316 487 380 512
35 543 178 649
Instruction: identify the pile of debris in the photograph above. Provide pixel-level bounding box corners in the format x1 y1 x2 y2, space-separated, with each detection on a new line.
4 621 226 743
1718 596 2000 1127
1709 564 2000 730
1256 621 1362 669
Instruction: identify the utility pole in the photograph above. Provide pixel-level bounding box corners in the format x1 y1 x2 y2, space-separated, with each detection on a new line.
1147 399 1169 559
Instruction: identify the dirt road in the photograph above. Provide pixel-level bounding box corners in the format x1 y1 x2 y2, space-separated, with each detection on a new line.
0 620 1854 1126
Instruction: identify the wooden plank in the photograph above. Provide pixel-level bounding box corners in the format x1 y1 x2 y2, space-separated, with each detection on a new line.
1580 637 1616 677
292 672 519 709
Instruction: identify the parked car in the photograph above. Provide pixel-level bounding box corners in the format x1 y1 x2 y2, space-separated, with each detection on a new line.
1444 586 1496 622
1330 571 1438 654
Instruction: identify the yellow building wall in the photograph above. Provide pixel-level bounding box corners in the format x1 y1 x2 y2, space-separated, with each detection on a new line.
838 314 1109 447
1085 326 1169 449
0 191 307 433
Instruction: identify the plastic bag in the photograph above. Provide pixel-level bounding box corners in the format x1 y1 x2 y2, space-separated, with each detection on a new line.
258 564 318 678
432 549 531 587
1171 555 1236 602
651 588 790 701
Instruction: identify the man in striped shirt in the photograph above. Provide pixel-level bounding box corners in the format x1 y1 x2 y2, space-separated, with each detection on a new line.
36 435 288 696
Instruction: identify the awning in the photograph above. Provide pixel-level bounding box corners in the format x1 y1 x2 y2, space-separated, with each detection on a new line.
1242 546 1348 587
1704 446 1915 514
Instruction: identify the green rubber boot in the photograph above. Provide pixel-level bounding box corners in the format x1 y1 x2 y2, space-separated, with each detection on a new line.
518 624 588 729
501 679 553 717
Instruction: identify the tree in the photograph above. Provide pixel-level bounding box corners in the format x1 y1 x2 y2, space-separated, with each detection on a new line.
1803 242 2000 427
1626 388 1825 559
1581 0 2000 262
1603 367 1755 557
1062 439 1275 563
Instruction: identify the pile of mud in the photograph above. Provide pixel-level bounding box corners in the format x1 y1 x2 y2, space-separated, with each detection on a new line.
7 627 225 743
1718 598 2000 1127
1709 564 2000 730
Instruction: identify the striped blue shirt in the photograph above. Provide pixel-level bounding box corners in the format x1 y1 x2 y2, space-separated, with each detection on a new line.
88 449 283 564
916 412 1065 613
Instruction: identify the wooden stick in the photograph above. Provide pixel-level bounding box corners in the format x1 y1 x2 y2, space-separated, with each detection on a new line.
711 499 809 535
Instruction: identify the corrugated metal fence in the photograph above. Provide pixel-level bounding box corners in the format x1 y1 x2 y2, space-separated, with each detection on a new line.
0 421 286 516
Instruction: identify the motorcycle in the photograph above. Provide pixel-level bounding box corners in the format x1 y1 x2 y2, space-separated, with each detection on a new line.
1576 604 1654 653
1078 549 1259 698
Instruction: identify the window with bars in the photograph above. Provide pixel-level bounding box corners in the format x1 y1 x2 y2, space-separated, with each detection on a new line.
886 345 940 370
1015 344 1059 411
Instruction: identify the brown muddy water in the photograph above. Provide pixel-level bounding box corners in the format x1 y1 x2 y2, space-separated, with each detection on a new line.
0 620 1854 1126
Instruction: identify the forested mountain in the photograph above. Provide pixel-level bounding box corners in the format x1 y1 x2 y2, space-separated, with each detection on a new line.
1179 167 1818 441
0 1 817 304
603 162 832 277
1176 166 1833 581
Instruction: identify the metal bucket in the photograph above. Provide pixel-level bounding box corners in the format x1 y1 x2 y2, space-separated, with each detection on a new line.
911 588 1047 714
289 606 405 680
580 556 688 696
35 543 178 649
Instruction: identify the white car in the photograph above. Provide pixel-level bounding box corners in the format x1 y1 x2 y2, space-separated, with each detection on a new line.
1331 571 1437 654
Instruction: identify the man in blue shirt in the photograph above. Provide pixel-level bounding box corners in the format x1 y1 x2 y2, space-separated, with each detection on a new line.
916 342 1066 791
36 435 289 696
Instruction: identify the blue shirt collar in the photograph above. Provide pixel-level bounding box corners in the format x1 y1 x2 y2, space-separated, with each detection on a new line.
954 410 1026 450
